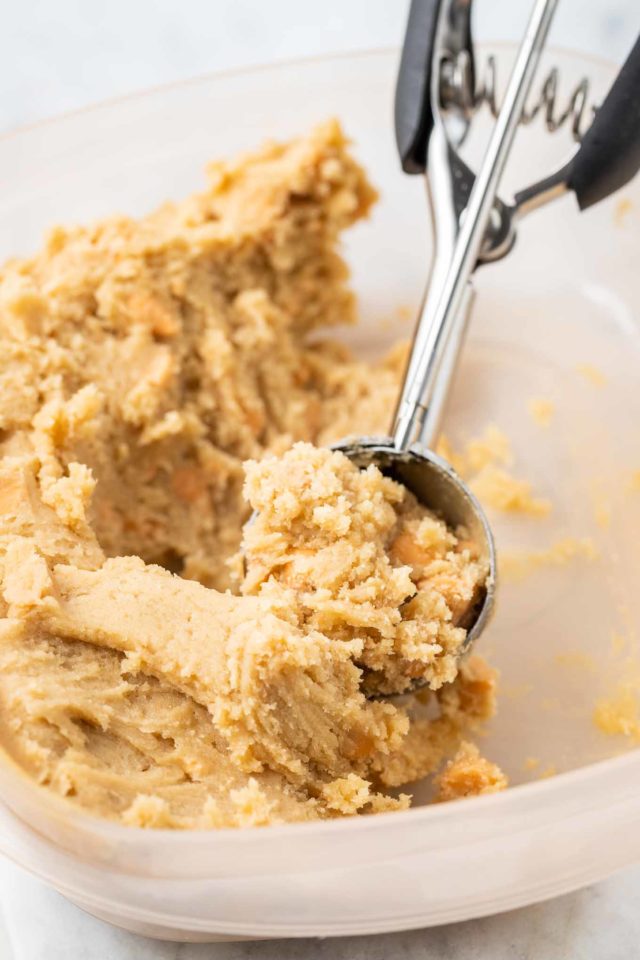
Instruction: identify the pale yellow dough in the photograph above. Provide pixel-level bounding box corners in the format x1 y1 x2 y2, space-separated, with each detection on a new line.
434 742 508 802
0 123 502 828
242 444 488 696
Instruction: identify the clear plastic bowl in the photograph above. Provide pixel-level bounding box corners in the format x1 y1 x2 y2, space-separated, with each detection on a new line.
1 47 639 942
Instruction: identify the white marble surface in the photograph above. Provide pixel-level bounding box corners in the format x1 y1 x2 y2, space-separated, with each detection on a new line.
1 0 639 957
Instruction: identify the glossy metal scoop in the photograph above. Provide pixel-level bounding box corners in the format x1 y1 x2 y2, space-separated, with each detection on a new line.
337 0 640 695
335 0 562 690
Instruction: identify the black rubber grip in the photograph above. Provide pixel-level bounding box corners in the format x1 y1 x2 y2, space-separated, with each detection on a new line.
394 0 444 174
568 34 640 210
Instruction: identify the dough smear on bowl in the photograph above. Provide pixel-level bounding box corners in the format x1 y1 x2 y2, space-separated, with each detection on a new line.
0 122 503 828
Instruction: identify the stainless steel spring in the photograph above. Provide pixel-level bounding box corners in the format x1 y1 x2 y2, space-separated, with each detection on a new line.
477 54 592 141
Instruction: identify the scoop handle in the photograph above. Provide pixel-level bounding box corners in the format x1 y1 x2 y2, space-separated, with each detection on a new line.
568 34 640 210
394 0 444 174
393 0 559 451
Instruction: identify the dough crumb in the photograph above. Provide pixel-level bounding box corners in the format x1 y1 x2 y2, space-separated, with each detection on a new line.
436 425 511 477
538 765 558 780
527 397 555 427
433 742 507 802
576 363 607 387
594 684 640 742
396 304 414 321
594 502 612 530
437 429 550 516
613 196 633 228
611 633 628 656
554 651 596 673
1 539 56 611
464 425 513 474
321 774 372 813
228 779 279 827
470 465 551 517
500 537 598 582
122 795 174 829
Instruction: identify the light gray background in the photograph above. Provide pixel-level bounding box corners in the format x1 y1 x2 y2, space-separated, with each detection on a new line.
1 0 639 957
0 0 638 135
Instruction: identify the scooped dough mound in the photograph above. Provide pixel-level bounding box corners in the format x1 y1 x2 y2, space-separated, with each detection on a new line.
242 443 488 696
0 123 502 828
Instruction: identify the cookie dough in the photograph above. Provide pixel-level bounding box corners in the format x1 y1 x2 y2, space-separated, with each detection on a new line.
242 443 487 696
0 120 398 591
434 742 508 802
0 123 502 828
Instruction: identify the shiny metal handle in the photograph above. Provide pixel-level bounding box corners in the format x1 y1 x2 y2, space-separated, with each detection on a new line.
392 0 559 452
